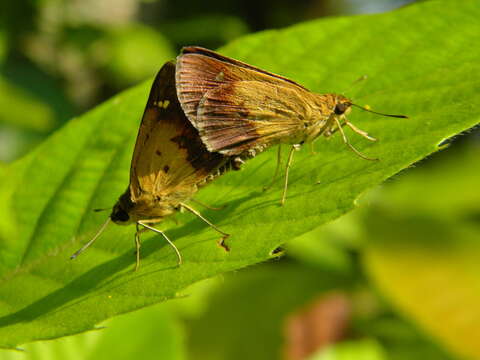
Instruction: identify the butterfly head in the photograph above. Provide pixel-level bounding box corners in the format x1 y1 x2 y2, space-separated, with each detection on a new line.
110 190 134 225
110 204 130 224
333 95 353 117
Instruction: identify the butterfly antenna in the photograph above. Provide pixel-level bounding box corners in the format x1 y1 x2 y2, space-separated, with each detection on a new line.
351 103 408 118
70 217 111 259
93 207 111 212
341 75 368 96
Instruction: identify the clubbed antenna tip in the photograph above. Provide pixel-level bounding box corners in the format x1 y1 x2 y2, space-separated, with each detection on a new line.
352 103 408 118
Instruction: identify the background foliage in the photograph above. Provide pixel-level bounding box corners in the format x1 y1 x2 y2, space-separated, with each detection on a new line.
1 0 479 359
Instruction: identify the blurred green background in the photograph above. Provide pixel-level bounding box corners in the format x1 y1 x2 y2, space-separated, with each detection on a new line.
2 0 480 359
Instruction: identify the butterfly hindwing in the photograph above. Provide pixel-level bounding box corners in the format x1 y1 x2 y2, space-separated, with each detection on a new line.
195 80 309 155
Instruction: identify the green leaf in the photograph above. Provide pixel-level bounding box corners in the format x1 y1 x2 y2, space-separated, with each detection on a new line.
363 147 480 360
0 303 185 360
0 0 479 348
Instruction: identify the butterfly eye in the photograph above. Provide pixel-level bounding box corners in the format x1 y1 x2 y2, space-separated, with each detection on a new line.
334 102 351 115
111 208 130 223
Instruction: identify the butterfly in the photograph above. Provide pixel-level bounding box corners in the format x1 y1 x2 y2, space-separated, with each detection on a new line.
175 46 406 204
71 60 233 270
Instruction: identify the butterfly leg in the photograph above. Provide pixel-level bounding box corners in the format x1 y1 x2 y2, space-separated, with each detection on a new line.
263 145 282 192
179 202 230 251
281 144 300 206
345 120 377 142
323 120 346 138
334 118 378 161
324 117 376 142
133 222 164 270
136 220 182 268
190 198 226 211
134 223 142 271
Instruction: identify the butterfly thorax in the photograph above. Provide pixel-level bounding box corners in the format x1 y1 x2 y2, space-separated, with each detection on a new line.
303 93 352 142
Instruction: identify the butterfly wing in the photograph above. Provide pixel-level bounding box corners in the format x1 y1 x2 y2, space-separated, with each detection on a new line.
176 46 308 129
195 80 310 155
129 61 226 203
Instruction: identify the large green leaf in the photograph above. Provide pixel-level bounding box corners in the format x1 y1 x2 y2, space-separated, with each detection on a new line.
0 0 479 348
0 303 185 360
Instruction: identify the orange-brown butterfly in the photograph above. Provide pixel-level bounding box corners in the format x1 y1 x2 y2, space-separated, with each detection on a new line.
176 46 406 205
71 61 233 270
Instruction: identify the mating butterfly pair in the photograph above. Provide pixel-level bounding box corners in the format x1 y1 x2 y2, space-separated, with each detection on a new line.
71 47 405 270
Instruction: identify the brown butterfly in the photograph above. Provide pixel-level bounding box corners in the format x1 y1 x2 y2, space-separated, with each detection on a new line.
175 46 406 205
71 61 233 270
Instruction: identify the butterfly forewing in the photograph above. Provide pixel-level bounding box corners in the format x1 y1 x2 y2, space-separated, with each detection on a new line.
129 61 225 205
176 46 308 129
